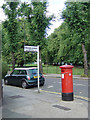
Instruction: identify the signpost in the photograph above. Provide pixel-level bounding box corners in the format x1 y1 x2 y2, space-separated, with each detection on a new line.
24 45 40 93
24 46 38 52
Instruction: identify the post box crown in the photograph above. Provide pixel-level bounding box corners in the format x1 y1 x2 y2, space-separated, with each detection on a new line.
59 65 74 69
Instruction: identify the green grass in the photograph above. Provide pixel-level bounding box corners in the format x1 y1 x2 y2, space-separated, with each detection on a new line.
8 64 87 75
43 65 84 75
43 65 61 74
73 67 84 75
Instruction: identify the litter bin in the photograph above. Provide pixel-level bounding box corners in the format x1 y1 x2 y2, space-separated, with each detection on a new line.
59 65 74 101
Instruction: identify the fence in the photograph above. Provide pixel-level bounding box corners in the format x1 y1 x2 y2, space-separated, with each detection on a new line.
8 64 85 75
43 65 61 74
8 65 61 74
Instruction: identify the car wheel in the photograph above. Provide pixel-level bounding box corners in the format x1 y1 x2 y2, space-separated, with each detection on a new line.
40 81 45 86
22 81 28 89
4 79 8 85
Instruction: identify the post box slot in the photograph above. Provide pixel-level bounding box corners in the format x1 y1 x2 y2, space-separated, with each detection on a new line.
61 70 64 72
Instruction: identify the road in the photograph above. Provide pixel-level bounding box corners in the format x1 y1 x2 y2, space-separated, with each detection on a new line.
41 77 88 99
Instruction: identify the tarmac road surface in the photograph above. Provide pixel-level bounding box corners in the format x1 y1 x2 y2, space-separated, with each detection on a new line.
42 77 88 99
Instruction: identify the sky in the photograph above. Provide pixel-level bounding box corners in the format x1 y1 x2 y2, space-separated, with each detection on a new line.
0 0 66 36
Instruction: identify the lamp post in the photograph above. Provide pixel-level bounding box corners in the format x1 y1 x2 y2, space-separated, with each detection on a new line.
0 20 2 109
24 21 25 67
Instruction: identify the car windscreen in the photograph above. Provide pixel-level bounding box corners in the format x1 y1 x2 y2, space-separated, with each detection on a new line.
28 69 41 77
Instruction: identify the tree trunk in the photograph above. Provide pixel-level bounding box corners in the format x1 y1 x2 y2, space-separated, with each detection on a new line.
39 50 43 73
0 72 2 106
20 61 24 67
11 52 15 71
82 43 88 75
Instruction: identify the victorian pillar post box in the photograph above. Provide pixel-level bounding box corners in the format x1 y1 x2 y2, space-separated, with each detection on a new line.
59 65 74 101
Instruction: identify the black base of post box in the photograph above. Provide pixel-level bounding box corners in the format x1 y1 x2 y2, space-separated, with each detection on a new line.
62 93 74 101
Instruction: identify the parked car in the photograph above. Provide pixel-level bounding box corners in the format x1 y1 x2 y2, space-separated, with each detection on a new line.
4 67 45 89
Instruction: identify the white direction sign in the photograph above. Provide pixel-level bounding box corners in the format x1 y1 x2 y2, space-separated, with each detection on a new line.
24 45 40 93
24 46 38 52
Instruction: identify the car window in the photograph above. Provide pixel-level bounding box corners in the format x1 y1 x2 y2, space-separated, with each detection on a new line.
19 70 27 75
28 69 41 76
28 69 37 76
12 70 20 75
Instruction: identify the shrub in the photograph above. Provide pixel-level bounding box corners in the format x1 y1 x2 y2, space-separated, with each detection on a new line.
2 61 9 79
81 74 88 77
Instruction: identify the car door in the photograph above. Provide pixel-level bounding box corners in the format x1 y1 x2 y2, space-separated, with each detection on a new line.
10 70 20 85
17 70 27 86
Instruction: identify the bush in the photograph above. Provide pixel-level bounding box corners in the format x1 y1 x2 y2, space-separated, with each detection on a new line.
2 61 9 79
81 74 88 77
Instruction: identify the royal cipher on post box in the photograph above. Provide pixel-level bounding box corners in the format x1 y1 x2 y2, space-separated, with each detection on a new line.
59 65 74 101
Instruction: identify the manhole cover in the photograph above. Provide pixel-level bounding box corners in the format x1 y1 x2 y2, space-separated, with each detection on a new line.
9 95 23 99
53 105 71 111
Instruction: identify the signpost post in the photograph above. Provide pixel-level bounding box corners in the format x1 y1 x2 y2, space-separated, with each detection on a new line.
24 45 40 93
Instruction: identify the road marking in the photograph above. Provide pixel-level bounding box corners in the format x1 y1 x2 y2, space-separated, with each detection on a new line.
40 90 61 95
74 95 89 101
53 82 87 87
73 83 86 86
47 86 54 88
40 90 89 101
52 81 87 87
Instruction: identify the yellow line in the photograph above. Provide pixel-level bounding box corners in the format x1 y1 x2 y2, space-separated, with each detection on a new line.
74 95 89 101
40 90 90 101
40 90 61 95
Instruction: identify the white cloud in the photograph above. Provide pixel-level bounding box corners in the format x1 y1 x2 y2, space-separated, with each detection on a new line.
47 0 65 16
0 0 7 21
46 0 66 36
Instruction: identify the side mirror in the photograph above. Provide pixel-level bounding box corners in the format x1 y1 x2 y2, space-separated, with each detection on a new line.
10 73 13 76
10 72 13 76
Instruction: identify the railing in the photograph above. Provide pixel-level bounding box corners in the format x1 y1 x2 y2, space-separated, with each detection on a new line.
8 64 85 75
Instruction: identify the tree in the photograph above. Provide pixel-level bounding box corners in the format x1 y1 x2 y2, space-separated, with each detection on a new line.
2 2 19 70
18 1 53 73
62 2 89 75
47 32 60 64
2 1 53 72
47 22 83 65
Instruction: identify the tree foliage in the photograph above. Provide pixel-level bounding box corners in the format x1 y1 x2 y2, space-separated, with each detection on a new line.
61 2 89 75
2 2 19 51
19 1 52 49
2 2 19 70
47 22 83 65
2 1 52 71
62 2 89 43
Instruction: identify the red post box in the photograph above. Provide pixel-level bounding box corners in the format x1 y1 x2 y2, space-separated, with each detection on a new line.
59 65 74 101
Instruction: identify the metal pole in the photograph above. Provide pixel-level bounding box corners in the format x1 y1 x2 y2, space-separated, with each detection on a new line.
37 46 40 93
0 20 2 106
24 22 25 67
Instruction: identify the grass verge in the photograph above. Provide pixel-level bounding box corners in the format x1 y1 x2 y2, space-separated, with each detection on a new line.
8 64 90 76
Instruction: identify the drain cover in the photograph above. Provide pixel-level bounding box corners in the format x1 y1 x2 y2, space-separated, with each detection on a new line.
9 95 23 99
53 105 71 111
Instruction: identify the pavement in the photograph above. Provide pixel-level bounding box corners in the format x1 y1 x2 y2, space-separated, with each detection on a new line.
1 74 89 119
2 86 88 118
0 100 2 120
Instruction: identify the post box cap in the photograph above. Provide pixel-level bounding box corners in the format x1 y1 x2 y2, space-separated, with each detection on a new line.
59 65 74 69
